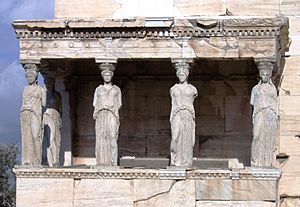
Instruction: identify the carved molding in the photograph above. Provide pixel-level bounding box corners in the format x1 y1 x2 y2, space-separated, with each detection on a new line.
13 167 281 181
12 17 288 40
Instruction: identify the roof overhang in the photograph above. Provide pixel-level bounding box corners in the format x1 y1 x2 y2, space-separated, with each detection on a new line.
12 16 290 76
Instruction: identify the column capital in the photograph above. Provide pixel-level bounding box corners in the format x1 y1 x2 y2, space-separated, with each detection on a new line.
22 63 40 73
95 58 117 64
254 58 276 71
171 58 194 72
171 58 194 64
20 59 41 65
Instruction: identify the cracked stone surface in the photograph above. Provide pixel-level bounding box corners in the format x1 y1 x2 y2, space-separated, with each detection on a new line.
134 180 195 207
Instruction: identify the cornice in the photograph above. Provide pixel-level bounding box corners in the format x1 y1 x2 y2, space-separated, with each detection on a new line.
12 16 288 40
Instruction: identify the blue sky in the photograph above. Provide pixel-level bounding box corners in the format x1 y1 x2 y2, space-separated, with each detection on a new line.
0 0 54 144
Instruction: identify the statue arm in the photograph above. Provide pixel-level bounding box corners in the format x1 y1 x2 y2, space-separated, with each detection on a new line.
117 87 122 110
42 86 47 107
93 88 98 108
250 87 255 106
193 85 198 98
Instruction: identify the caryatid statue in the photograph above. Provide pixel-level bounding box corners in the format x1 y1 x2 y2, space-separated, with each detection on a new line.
93 63 122 166
20 64 46 165
170 62 198 167
43 77 62 167
250 61 278 168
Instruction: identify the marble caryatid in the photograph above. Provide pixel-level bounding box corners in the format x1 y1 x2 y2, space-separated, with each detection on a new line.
170 62 198 167
20 64 46 166
250 62 278 168
43 77 62 167
93 63 122 166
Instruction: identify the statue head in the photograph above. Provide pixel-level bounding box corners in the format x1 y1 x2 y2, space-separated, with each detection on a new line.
259 69 272 83
23 64 39 85
175 62 190 83
257 62 273 83
100 63 115 84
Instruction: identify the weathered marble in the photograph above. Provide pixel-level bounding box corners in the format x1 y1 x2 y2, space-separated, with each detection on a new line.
74 179 133 207
280 198 300 207
250 61 278 168
14 167 281 207
134 180 195 207
170 61 198 167
55 0 121 18
93 63 122 166
196 201 276 207
20 64 46 166
43 76 62 167
196 179 277 201
16 177 73 207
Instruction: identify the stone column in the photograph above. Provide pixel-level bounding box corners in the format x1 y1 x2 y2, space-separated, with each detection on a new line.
169 59 197 167
94 58 121 166
55 78 76 166
250 60 278 168
40 71 63 167
20 60 46 166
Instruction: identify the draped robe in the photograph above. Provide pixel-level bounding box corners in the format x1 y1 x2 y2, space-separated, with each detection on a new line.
170 83 198 166
93 85 122 166
250 80 278 167
20 84 46 165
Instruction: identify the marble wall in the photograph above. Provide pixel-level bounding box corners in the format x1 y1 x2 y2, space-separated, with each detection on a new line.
15 168 280 207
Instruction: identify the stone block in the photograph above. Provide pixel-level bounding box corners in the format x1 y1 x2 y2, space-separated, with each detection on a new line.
282 56 300 76
279 96 300 115
225 96 251 116
279 171 300 197
198 135 251 166
227 0 280 16
174 0 226 16
225 80 255 96
133 179 174 201
55 0 121 18
196 116 226 136
73 157 96 166
197 96 225 117
279 135 300 156
73 179 133 207
121 0 174 18
120 157 169 168
279 115 300 136
195 179 277 201
196 201 276 207
286 35 300 56
280 0 300 16
146 135 171 157
144 118 170 135
225 115 252 136
280 198 300 207
118 135 147 157
238 38 277 58
134 180 195 207
279 75 300 96
287 16 300 35
189 38 239 59
16 178 74 207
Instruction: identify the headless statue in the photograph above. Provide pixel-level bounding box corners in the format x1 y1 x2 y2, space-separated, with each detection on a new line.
43 77 62 167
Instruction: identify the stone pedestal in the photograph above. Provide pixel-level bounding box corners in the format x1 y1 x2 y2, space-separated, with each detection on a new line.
14 167 281 207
